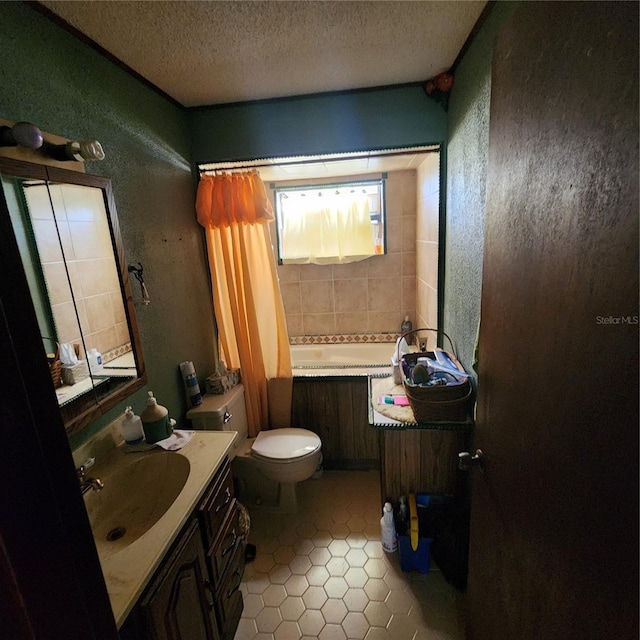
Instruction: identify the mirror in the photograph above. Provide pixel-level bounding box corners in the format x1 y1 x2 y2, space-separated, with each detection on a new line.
0 157 146 437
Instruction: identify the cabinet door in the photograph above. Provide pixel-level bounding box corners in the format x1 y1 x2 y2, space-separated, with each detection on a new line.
197 458 235 550
208 499 241 585
140 519 219 640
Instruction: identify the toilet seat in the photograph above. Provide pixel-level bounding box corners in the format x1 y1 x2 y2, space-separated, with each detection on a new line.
251 428 321 463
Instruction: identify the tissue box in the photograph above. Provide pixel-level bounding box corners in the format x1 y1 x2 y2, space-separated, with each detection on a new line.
205 369 240 395
61 359 90 385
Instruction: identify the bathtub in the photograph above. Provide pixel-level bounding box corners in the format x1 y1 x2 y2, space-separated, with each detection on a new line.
290 342 395 377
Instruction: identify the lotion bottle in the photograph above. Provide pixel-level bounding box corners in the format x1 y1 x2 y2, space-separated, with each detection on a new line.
121 406 144 444
141 391 171 444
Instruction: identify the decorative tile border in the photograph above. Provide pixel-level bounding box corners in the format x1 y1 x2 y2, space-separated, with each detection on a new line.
289 333 399 345
102 342 132 364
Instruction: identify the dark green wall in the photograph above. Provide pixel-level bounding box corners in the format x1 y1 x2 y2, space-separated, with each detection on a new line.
444 1 518 374
188 85 447 164
0 2 218 446
0 0 511 446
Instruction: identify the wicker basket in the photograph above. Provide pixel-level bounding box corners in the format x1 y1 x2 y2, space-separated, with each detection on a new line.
49 359 62 388
399 328 472 423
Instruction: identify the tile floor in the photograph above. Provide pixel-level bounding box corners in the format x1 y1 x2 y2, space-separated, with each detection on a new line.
233 470 465 640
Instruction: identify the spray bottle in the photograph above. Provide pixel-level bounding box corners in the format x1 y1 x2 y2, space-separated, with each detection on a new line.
380 502 397 553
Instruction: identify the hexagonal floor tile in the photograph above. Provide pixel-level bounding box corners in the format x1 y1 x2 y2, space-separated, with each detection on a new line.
341 611 369 640
298 609 325 636
301 585 328 610
343 588 369 613
274 620 301 640
363 600 392 628
284 574 309 597
364 578 390 602
309 546 331 566
318 623 347 640
305 565 330 586
321 598 348 624
263 584 287 607
255 606 283 633
280 596 305 621
344 567 368 589
324 576 349 599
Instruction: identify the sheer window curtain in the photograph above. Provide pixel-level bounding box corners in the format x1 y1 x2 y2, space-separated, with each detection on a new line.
196 171 291 437
279 190 376 264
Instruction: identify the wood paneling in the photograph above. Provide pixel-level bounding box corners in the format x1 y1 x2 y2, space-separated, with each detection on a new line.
291 378 380 469
380 429 465 502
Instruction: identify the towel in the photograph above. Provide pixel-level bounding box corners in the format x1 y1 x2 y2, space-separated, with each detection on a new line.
124 429 195 453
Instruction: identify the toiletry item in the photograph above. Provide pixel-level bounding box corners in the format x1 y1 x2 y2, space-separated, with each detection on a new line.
121 406 144 444
180 361 203 407
141 391 172 444
377 395 410 406
87 348 103 375
381 502 397 553
411 363 431 385
401 315 412 335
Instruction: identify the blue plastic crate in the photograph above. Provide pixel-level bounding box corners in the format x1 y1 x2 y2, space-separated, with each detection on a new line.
397 534 432 573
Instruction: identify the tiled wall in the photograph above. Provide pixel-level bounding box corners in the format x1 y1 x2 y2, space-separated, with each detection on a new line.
25 183 130 360
416 153 440 350
271 169 420 339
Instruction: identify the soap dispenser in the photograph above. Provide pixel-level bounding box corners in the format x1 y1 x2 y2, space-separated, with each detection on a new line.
140 391 171 444
121 406 144 445
401 315 412 335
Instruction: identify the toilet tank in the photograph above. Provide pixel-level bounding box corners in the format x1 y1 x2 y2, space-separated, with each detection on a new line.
186 384 248 458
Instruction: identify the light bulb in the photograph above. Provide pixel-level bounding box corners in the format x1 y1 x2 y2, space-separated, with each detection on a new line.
0 121 44 149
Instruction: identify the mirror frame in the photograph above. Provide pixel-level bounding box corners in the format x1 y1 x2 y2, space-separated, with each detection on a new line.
0 156 147 437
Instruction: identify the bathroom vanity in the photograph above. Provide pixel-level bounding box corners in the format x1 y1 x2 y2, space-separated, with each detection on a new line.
75 430 243 640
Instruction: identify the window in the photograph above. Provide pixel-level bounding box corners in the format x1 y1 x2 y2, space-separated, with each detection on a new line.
274 178 385 265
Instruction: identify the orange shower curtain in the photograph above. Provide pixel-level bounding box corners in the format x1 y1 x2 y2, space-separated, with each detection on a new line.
196 170 292 436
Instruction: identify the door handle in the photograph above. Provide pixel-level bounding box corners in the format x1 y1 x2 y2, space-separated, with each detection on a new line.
458 449 484 471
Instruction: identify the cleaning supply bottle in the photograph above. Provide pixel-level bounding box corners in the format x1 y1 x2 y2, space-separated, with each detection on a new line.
141 391 171 444
121 406 144 444
380 502 397 553
396 495 408 535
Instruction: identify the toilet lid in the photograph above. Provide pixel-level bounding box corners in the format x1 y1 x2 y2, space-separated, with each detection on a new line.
251 428 321 460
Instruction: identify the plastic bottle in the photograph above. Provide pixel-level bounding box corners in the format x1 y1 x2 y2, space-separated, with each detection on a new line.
87 348 103 375
140 391 171 444
401 315 412 335
396 495 408 535
380 502 397 553
121 406 144 444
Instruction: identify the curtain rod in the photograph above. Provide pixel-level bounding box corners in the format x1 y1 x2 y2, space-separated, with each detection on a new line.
199 146 438 174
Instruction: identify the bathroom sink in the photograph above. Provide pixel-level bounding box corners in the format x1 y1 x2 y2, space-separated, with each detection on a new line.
84 452 190 559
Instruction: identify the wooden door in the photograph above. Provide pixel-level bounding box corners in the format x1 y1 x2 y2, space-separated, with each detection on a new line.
467 3 638 640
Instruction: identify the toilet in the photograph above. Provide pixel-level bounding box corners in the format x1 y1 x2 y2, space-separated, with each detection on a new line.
186 384 322 512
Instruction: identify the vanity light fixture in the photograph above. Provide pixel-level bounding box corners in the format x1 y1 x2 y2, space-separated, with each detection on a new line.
0 121 44 149
0 120 105 162
47 139 106 162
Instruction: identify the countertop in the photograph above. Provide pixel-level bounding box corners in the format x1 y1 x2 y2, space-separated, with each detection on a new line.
76 429 236 628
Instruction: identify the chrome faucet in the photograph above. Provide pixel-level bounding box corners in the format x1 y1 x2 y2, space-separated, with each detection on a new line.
76 464 104 495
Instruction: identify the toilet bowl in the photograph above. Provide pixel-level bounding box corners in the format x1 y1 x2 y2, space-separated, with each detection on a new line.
186 384 322 512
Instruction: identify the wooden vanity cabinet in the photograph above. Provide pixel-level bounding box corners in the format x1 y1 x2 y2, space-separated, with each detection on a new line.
198 458 245 640
119 458 243 640
119 518 219 640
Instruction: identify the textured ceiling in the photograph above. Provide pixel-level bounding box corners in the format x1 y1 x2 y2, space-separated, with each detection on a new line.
39 0 486 107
